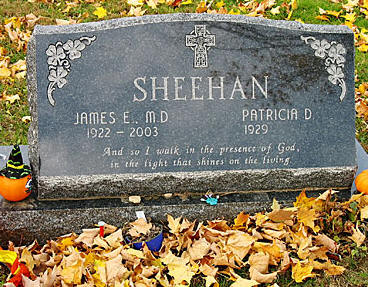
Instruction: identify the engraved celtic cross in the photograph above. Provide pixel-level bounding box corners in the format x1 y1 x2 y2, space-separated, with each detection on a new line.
186 25 215 68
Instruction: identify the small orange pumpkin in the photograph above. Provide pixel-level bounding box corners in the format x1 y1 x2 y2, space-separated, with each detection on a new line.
355 169 368 195
0 174 32 202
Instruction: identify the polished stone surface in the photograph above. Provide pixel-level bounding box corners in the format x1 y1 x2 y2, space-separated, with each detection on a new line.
28 14 356 199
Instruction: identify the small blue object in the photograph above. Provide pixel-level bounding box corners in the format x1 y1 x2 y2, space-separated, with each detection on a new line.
133 231 163 252
206 197 218 206
201 193 219 205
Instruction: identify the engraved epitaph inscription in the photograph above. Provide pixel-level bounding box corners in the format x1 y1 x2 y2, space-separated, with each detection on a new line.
28 14 356 199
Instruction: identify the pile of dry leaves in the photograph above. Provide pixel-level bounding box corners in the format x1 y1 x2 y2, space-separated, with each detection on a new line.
0 189 367 287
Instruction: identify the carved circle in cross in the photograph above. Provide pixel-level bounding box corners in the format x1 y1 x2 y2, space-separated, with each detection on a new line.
186 25 216 68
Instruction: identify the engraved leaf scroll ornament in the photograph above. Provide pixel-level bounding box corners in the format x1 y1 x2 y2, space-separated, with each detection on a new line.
46 36 96 106
301 36 347 101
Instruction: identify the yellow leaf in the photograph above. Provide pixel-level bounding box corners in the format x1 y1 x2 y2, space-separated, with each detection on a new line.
147 0 158 9
229 9 240 15
4 94 20 104
358 44 368 52
93 259 107 286
362 0 368 9
234 211 249 226
291 0 298 10
181 0 193 5
232 278 259 287
270 6 280 15
162 251 194 285
342 12 356 22
271 198 280 211
297 207 320 233
0 67 11 78
0 250 17 265
127 0 144 6
292 261 316 283
325 10 340 17
58 237 75 250
295 18 304 24
93 7 107 19
216 0 225 8
60 258 83 284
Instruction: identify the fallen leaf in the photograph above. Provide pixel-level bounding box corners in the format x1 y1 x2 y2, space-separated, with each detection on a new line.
250 267 278 283
232 278 259 287
167 214 181 234
22 275 40 287
316 15 330 21
162 251 194 285
105 254 129 283
128 218 152 237
356 101 368 120
248 252 269 273
75 228 99 247
292 261 316 283
93 7 107 19
188 238 211 260
349 225 365 246
314 234 338 253
270 6 280 15
128 195 141 204
342 12 356 22
0 67 11 78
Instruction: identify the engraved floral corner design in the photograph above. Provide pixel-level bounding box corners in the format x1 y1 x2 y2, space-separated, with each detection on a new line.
301 36 346 102
46 35 96 106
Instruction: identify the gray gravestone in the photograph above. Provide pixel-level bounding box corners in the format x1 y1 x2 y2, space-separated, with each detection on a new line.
27 14 356 200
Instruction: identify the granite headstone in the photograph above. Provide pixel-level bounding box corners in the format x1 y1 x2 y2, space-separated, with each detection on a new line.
27 14 357 200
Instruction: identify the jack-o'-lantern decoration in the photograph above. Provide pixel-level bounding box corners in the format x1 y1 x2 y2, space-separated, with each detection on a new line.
0 145 32 202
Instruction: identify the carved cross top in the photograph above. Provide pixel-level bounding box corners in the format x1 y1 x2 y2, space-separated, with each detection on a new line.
186 25 216 68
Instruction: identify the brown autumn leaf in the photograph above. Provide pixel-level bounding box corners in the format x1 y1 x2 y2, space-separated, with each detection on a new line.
250 267 278 284
21 275 41 287
167 214 181 234
105 229 123 248
232 278 259 287
105 254 130 283
20 248 35 272
75 228 99 247
248 252 269 273
40 266 57 287
349 225 365 246
226 231 255 261
314 234 338 253
188 238 211 260
128 218 152 237
234 211 249 226
356 101 368 120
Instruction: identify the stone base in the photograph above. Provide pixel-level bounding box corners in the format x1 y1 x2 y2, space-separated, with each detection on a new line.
0 189 352 246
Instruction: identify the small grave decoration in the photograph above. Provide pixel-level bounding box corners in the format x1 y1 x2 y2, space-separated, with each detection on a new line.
124 217 163 252
0 145 32 202
356 169 368 195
